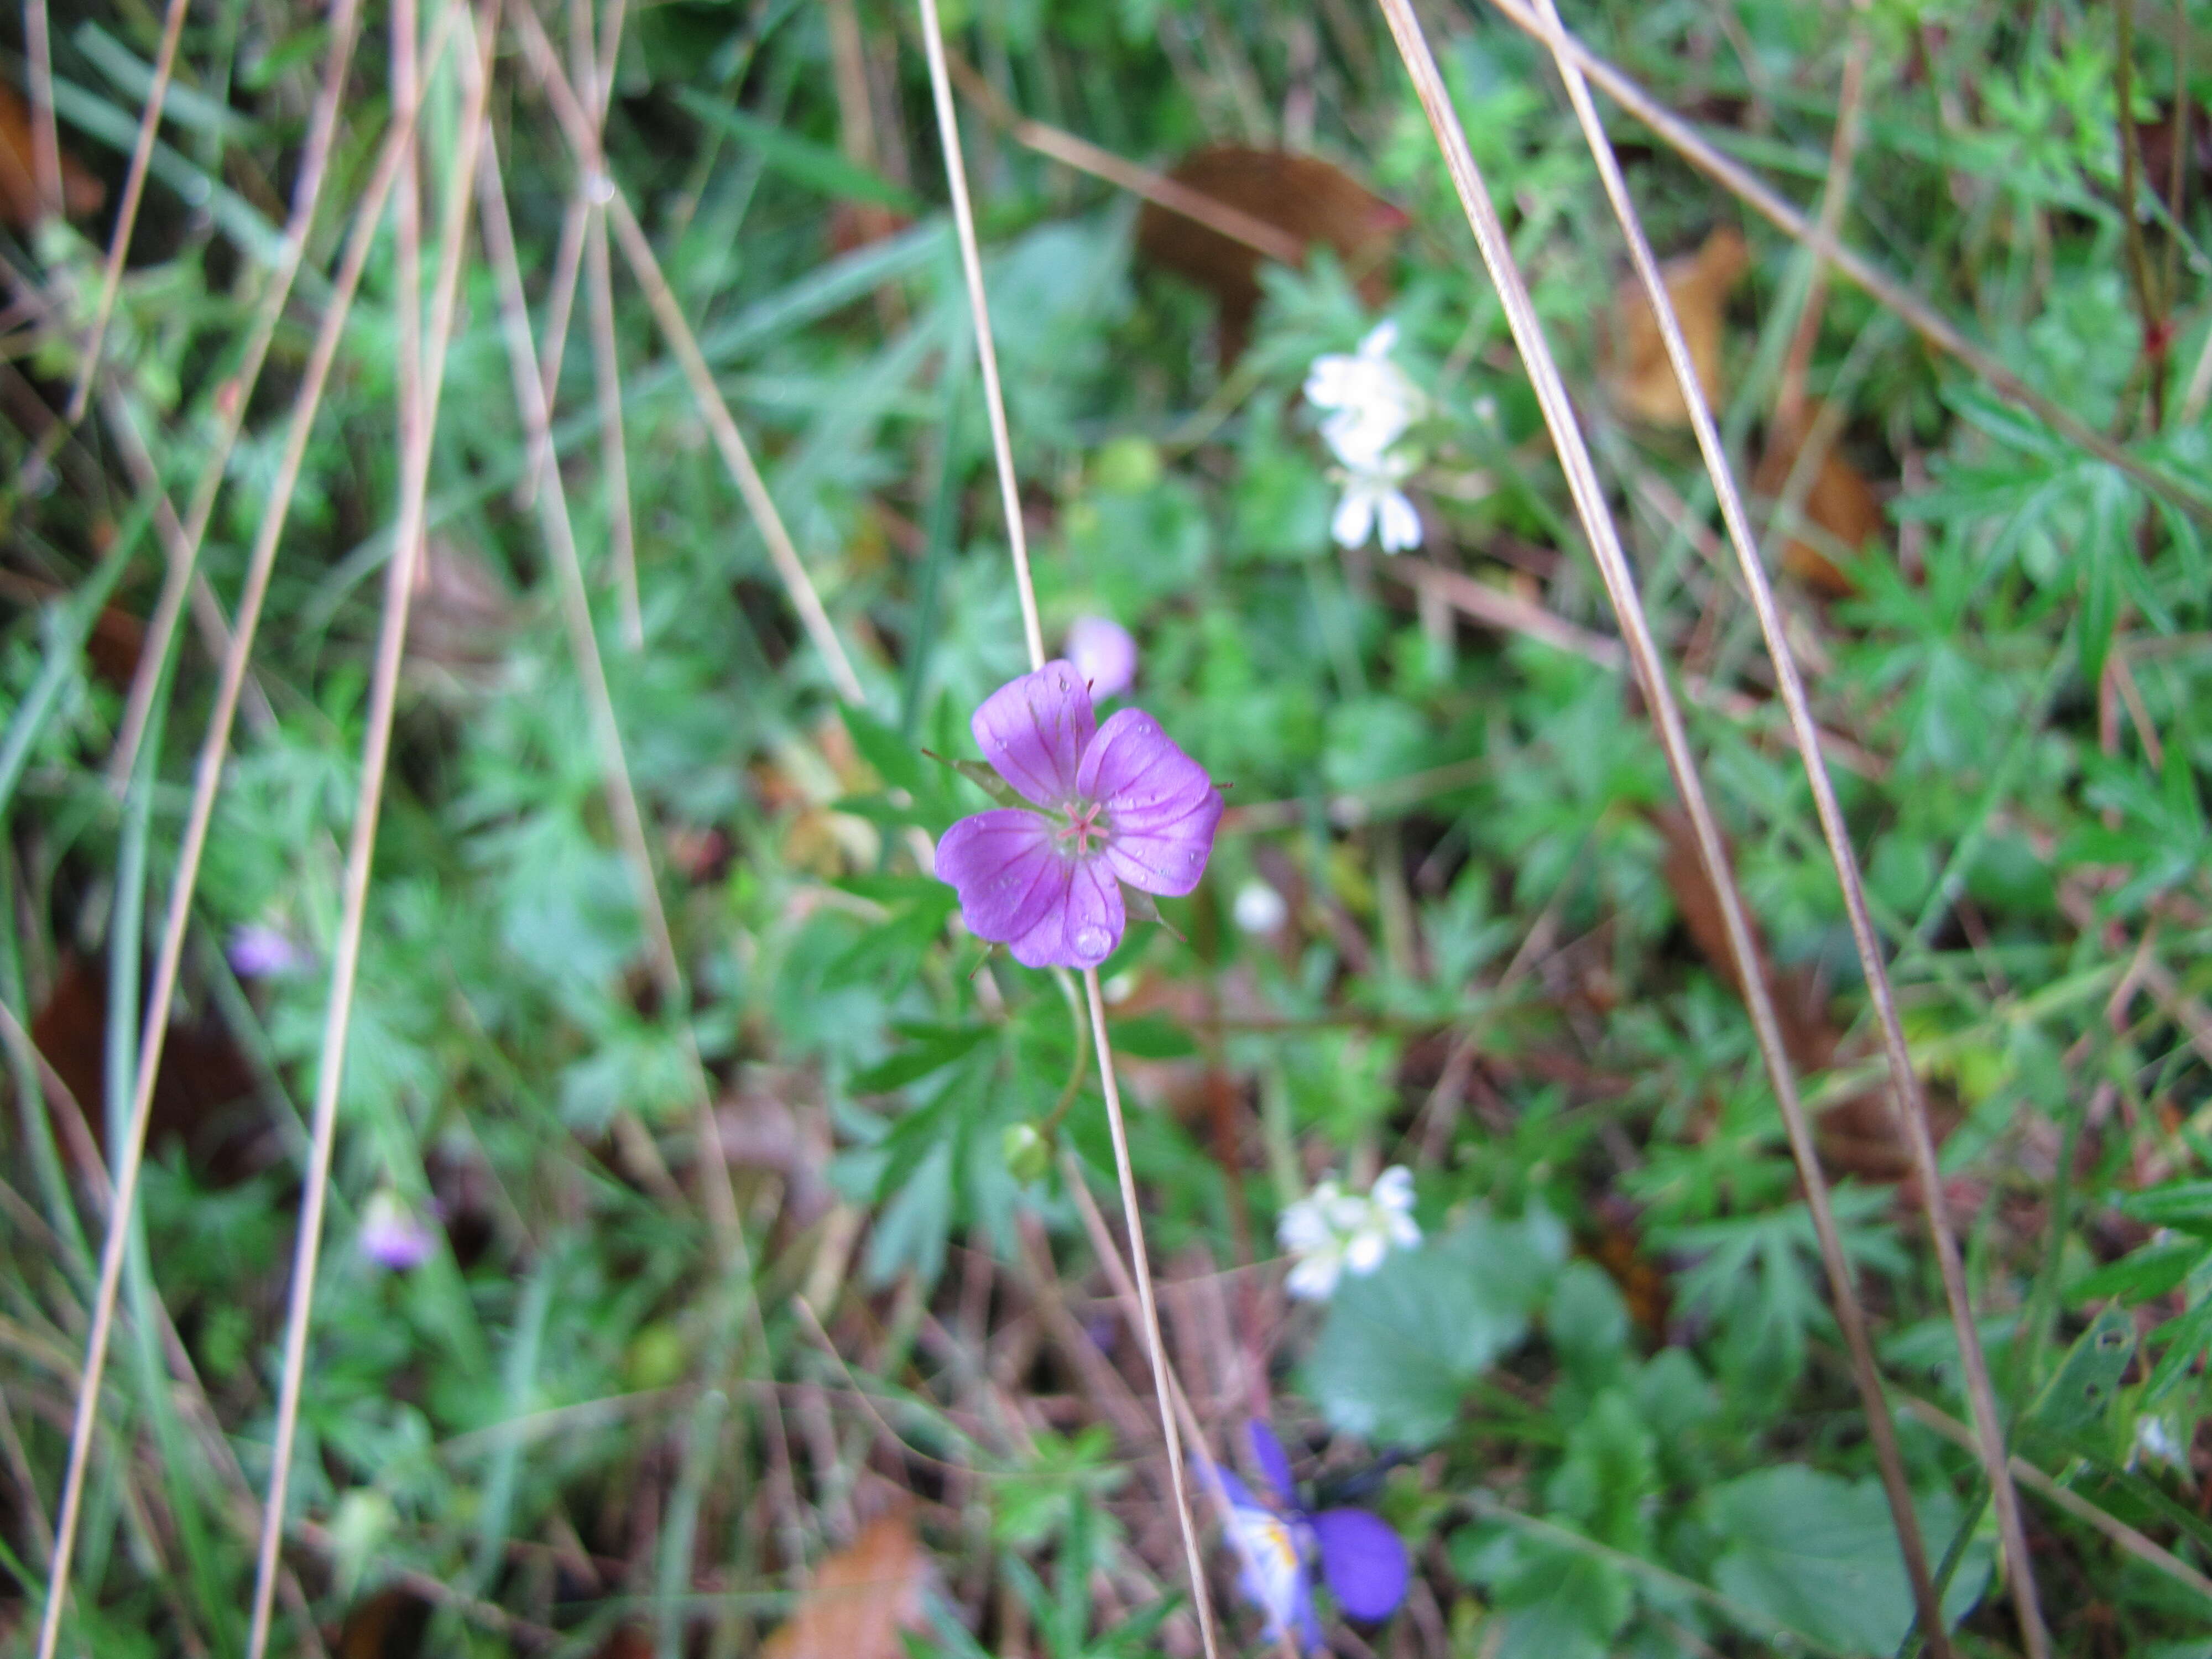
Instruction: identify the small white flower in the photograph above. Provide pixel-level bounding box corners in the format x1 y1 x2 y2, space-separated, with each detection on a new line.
2134 1413 2188 1469
1306 322 1426 467
1330 452 1423 554
1279 1167 1421 1301
1233 879 1289 935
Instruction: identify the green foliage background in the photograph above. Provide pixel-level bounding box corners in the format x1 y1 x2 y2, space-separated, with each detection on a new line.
3 0 2212 1651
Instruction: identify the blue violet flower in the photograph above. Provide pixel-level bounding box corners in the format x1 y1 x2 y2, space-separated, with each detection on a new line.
1216 1420 1409 1651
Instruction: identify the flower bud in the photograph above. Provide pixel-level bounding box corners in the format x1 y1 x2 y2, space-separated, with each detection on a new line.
1002 1121 1053 1184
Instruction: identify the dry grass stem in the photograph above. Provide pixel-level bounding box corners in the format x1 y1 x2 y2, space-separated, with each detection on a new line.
33 25 422 1655
244 17 495 1650
510 3 867 704
1771 19 1871 434
477 85 805 1563
914 0 1045 668
1064 1161 1303 1659
64 0 190 425
1902 1397 2212 1607
937 47 1306 267
23 0 62 220
106 0 374 786
1078 975 1225 1659
1524 5 2051 1644
914 0 1215 1639
1375 0 2002 1649
1480 0 2211 524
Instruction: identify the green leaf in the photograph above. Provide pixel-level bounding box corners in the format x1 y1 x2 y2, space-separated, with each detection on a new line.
1543 1389 1657 1552
1546 1261 1632 1386
2018 1307 2135 1459
1707 1467 1990 1652
851 1023 994 1094
675 91 921 211
2146 1292 2212 1404
2067 1239 2203 1305
1454 1532 1634 1659
2119 1181 2212 1233
1303 1207 1566 1448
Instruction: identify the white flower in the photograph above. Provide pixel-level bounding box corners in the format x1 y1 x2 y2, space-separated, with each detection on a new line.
1232 878 1288 935
1279 1166 1422 1301
1330 451 1422 553
1306 322 1426 467
2133 1413 2188 1469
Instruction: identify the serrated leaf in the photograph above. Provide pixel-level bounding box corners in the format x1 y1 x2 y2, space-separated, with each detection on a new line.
851 1023 993 1094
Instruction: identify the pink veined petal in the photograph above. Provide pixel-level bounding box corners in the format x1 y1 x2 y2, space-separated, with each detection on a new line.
1005 855 1125 969
971 661 1097 808
934 809 1068 943
1079 708 1225 898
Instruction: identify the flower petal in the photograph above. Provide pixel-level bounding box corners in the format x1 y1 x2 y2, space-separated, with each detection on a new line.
1004 854 1125 969
1248 1421 1297 1507
1332 483 1376 549
1079 708 1223 897
1358 319 1399 358
971 661 1097 808
934 809 1067 943
1065 615 1137 700
1311 1507 1410 1621
1378 487 1423 552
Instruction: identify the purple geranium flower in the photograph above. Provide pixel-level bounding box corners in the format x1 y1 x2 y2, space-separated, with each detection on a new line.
228 922 306 979
359 1189 438 1272
1065 614 1137 700
1216 1421 1410 1651
934 661 1222 970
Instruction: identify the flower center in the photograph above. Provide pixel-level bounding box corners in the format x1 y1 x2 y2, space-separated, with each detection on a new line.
1055 799 1111 857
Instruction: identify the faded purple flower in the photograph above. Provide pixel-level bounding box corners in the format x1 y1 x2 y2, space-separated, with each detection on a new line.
1216 1421 1410 1650
1064 614 1136 700
228 922 305 979
359 1189 437 1272
934 662 1222 970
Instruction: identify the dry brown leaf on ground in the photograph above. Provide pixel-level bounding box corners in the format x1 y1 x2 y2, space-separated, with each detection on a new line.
1604 225 1748 426
1755 399 1886 597
761 1510 932 1659
0 83 106 226
1135 145 1407 365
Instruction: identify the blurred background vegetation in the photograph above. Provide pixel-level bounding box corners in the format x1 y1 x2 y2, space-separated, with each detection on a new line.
2 0 2211 1651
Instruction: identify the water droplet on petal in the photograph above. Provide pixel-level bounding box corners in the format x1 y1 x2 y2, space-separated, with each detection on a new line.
1073 926 1111 960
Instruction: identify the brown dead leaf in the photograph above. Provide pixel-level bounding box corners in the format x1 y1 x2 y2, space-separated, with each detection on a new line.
0 83 106 227
1136 145 1407 366
761 1511 931 1659
1754 399 1886 598
1605 226 1748 427
404 535 517 691
2137 105 2212 217
33 951 259 1182
335 1586 431 1659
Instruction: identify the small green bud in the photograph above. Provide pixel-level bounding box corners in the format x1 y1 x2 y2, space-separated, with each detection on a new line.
1003 1121 1053 1184
1092 435 1161 494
